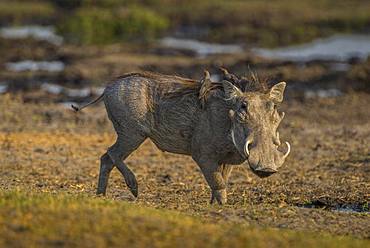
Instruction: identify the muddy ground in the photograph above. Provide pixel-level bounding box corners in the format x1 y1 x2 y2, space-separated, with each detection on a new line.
0 91 369 238
1 38 369 94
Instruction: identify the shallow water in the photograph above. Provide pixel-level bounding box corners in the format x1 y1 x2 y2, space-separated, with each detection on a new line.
210 74 221 82
67 88 91 98
0 83 8 94
253 34 370 62
160 37 243 56
59 101 78 109
0 26 63 45
41 83 87 97
41 83 104 99
6 61 65 72
41 83 64 95
304 89 342 99
298 201 369 214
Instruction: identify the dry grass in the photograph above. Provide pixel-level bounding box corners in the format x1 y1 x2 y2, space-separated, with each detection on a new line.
0 190 368 248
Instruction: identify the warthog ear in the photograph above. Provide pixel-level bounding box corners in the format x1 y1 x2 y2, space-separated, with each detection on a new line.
222 80 242 100
199 70 213 108
269 82 286 103
220 67 239 83
220 67 231 79
203 70 211 80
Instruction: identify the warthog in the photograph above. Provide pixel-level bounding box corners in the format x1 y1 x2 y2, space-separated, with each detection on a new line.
72 69 290 204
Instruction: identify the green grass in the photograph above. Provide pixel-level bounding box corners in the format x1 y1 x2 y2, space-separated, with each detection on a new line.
1 0 370 46
58 6 169 44
0 1 55 25
0 190 368 247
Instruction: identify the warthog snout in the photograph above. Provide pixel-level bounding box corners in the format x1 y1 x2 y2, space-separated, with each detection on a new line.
252 168 277 178
247 141 290 178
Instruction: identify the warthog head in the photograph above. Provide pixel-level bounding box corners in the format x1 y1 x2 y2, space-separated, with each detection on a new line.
219 69 290 177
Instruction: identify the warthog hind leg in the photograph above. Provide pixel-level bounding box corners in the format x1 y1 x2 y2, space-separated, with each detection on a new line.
96 152 114 195
108 134 146 197
97 133 146 197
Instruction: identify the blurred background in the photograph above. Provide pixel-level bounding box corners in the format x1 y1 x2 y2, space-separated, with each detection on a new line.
0 2 369 244
0 0 369 105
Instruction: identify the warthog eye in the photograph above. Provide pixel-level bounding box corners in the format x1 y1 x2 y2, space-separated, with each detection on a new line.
240 102 248 111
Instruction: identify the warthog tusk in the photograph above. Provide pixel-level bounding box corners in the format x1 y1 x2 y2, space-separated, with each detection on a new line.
283 141 291 159
231 130 237 148
244 139 251 157
280 111 285 120
231 130 252 158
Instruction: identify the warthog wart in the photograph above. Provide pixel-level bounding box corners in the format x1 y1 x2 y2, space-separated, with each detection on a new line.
72 69 290 204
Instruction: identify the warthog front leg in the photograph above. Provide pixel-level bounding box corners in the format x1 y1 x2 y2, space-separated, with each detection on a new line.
195 158 228 205
210 164 233 204
219 164 233 184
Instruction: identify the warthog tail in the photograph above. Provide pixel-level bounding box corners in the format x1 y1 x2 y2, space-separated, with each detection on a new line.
71 92 104 112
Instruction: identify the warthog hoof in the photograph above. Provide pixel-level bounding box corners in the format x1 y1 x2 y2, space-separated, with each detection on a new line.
210 189 227 205
123 170 138 198
129 187 138 198
96 190 106 196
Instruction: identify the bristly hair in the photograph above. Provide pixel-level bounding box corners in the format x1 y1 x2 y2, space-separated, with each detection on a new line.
240 70 270 93
116 71 202 99
116 71 198 86
221 68 270 93
115 70 270 101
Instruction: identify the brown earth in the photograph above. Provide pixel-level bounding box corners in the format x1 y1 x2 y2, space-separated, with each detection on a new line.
0 92 369 238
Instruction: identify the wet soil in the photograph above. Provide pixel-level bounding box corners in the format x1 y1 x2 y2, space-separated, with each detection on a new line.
1 36 369 98
0 93 369 238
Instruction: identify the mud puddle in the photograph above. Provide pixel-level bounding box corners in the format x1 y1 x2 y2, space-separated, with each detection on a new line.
297 200 369 214
304 88 342 98
0 83 7 94
159 37 243 56
253 34 370 62
0 25 63 45
5 60 65 72
41 83 104 98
